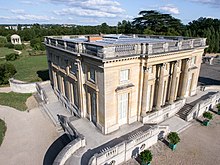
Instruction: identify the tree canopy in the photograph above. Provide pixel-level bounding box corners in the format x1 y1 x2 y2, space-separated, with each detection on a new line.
0 11 220 53
133 10 184 35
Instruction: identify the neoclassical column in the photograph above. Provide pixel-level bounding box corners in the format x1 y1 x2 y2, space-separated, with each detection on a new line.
180 58 190 99
168 61 178 104
141 66 149 116
155 63 165 110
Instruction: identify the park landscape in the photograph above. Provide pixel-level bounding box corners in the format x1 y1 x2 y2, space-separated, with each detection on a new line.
0 8 220 165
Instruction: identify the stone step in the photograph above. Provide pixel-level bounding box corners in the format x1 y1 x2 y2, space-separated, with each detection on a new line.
177 104 194 120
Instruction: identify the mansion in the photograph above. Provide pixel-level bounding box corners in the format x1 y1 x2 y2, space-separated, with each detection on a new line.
44 34 206 134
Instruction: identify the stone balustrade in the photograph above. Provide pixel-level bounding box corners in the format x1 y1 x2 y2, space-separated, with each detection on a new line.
44 36 206 59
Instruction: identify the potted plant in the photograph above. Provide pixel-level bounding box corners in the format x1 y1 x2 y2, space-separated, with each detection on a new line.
217 104 220 115
203 111 213 126
139 149 152 165
167 132 180 151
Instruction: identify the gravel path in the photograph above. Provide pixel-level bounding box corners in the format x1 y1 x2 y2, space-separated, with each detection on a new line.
0 105 58 165
0 87 11 93
152 111 220 165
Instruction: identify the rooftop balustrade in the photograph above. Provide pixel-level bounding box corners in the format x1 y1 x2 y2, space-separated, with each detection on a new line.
44 35 206 59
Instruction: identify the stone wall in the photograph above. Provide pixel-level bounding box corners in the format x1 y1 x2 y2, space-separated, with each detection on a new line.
89 125 169 165
186 92 220 121
9 78 36 93
53 136 86 165
141 99 186 124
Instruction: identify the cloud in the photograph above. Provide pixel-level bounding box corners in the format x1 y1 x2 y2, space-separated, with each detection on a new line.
159 4 180 14
0 14 55 21
55 7 117 18
11 9 25 14
19 0 39 5
190 0 220 7
51 0 125 18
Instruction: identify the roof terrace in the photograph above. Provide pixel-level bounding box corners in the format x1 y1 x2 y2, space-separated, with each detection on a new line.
44 34 206 59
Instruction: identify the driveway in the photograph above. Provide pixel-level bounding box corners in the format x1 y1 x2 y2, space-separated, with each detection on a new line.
0 106 58 165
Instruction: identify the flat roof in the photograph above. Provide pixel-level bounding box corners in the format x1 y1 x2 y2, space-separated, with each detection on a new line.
56 34 179 46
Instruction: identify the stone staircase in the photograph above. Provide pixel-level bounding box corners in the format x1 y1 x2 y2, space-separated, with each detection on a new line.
176 104 194 120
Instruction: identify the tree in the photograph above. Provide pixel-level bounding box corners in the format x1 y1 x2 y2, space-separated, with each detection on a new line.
0 63 17 84
133 10 184 35
5 53 19 61
0 36 7 47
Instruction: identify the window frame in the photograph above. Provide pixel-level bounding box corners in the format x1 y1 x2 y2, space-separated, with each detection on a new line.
120 69 130 84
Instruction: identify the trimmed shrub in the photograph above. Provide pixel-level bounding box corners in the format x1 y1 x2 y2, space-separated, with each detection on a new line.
5 53 19 61
0 36 7 47
0 63 17 84
167 132 180 145
5 42 14 49
29 50 45 56
139 150 153 164
203 112 213 120
14 44 23 50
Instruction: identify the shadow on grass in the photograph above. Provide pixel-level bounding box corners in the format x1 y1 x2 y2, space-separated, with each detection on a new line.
43 134 71 165
37 69 49 81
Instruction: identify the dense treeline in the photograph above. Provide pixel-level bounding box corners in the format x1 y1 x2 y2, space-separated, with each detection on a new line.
0 10 220 53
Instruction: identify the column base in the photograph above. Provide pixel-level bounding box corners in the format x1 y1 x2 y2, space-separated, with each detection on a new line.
179 96 185 100
155 106 161 111
168 100 174 105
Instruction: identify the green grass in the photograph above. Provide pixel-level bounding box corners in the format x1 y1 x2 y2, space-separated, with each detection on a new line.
0 119 7 146
12 55 48 82
0 92 32 111
0 47 15 57
0 44 48 82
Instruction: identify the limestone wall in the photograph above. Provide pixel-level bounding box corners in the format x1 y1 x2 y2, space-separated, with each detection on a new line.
53 137 86 165
9 78 36 93
89 125 169 165
186 91 220 121
141 99 186 124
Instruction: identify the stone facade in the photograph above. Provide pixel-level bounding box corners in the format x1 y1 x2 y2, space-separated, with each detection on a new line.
11 34 21 45
44 34 207 134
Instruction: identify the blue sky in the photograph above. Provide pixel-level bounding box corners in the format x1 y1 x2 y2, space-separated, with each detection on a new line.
0 0 220 25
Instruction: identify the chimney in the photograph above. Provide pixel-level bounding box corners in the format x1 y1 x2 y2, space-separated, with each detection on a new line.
88 36 102 42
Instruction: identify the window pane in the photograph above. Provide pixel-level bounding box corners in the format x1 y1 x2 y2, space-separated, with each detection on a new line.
120 69 129 82
90 67 95 82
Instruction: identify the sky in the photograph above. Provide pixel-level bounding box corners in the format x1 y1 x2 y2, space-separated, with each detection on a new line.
0 0 220 25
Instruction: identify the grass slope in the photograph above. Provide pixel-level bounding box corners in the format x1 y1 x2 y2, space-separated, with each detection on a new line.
0 119 6 146
12 55 48 82
0 47 15 57
0 92 32 111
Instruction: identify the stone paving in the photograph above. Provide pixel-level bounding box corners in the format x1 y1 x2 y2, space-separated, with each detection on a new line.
125 108 220 165
199 57 220 85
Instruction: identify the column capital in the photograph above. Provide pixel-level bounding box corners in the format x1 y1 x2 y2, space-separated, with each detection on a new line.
143 66 150 72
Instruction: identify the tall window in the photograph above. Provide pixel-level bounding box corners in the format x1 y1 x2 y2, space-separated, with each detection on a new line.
89 67 96 82
148 66 153 73
118 93 129 124
71 63 77 75
120 69 129 83
191 56 196 65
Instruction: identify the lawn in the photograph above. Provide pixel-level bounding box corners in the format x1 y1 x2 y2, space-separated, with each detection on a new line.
0 119 6 146
0 45 48 82
0 92 32 111
12 55 48 82
0 47 16 57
